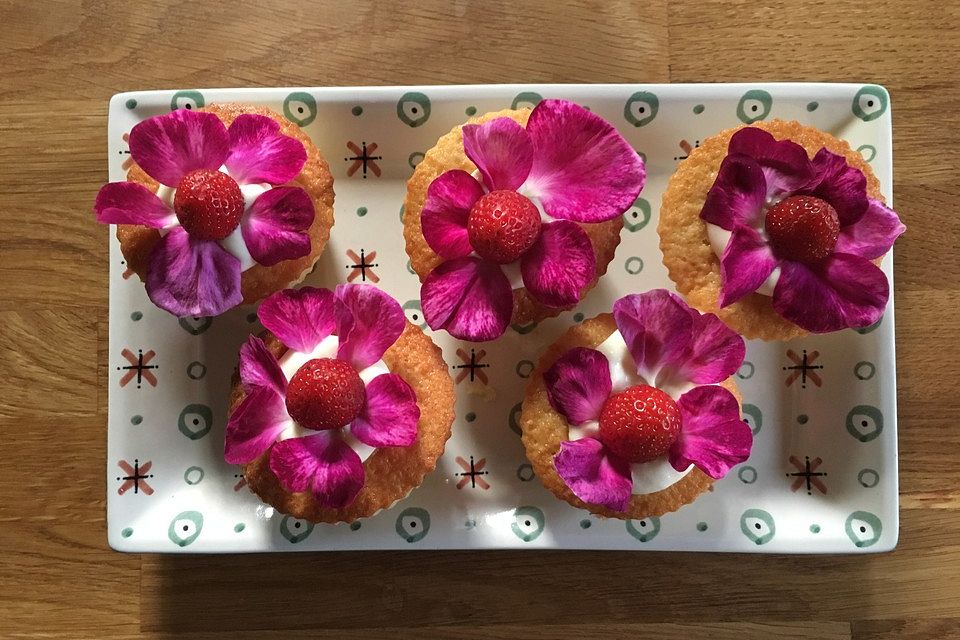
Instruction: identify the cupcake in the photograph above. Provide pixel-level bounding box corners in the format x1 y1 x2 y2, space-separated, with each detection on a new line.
659 120 905 340
225 285 454 523
404 99 645 341
94 104 335 316
520 290 752 519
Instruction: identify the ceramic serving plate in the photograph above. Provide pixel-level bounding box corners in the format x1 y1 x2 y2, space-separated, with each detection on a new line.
106 83 898 553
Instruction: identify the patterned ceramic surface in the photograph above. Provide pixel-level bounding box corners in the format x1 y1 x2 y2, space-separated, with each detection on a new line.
106 84 898 553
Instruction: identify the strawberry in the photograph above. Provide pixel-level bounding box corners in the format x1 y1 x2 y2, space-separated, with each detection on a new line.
467 190 542 264
598 384 682 463
173 169 245 241
285 358 366 431
764 195 840 263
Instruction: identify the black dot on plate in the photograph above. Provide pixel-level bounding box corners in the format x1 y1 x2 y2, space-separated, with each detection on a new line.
193 419 199 425
632 212 638 218
183 525 189 531
412 314 419 320
411 107 418 113
410 522 417 528
294 522 301 528
298 107 304 113
752 105 758 111
639 520 646 527
185 104 192 109
867 100 874 107
755 523 762 529
861 420 869 427
860 526 866 533
638 107 645 113
524 520 531 526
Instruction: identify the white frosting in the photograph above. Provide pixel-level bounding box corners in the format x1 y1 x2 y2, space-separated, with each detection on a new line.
276 335 391 463
565 329 694 495
705 224 780 296
155 165 269 272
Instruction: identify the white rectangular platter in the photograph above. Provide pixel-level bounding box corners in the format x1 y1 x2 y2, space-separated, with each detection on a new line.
106 83 898 553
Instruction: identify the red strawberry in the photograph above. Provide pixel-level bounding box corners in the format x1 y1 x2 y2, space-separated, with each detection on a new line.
174 169 245 241
598 384 682 463
285 358 366 430
764 195 840 263
467 190 542 264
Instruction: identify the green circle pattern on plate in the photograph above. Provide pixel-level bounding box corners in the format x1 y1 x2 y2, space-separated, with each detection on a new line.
283 91 318 127
738 465 758 484
626 517 661 542
397 92 431 127
168 510 203 547
178 404 213 440
623 91 659 127
170 90 204 111
845 510 882 548
623 197 652 232
851 85 889 122
183 466 204 485
858 468 880 488
511 506 545 542
855 361 876 380
511 91 543 110
741 404 762 435
736 89 773 124
279 516 314 544
395 507 431 543
846 405 883 442
740 508 775 545
624 257 644 274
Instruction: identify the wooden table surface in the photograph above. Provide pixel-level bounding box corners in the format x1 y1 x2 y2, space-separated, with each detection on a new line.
1 1 958 638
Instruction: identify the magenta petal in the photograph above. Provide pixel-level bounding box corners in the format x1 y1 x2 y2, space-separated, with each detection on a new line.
94 182 176 228
145 226 242 316
462 118 533 191
421 170 484 259
351 374 420 448
727 127 814 199
129 110 229 187
335 284 406 369
718 225 779 307
671 385 752 479
238 335 287 394
520 221 595 307
773 254 889 332
524 99 645 223
269 433 364 508
804 148 869 225
421 257 513 341
225 114 307 185
554 438 633 512
224 386 289 464
241 187 314 266
700 154 767 230
674 312 746 385
544 347 612 425
258 287 336 353
835 198 905 259
612 290 693 381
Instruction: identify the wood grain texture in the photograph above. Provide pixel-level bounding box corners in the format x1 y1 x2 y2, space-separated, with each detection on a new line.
0 0 957 638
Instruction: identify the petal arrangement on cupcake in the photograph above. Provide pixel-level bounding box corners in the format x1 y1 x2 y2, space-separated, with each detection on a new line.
94 108 317 316
700 127 905 333
224 285 419 509
541 290 752 512
418 99 646 341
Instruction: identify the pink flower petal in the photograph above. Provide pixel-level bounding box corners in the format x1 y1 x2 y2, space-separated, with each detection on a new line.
835 198 905 260
269 433 364 508
673 311 746 385
612 290 693 383
727 127 814 200
462 117 533 191
225 114 307 185
554 438 633 512
670 385 752 479
520 220 596 308
258 287 336 353
238 335 287 394
773 254 889 333
421 256 513 341
350 373 420 448
544 347 612 425
335 284 406 370
523 99 646 223
129 110 229 187
224 386 289 464
94 182 177 228
700 154 767 230
145 226 242 317
718 225 779 307
421 170 484 259
803 148 869 225
241 187 314 266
